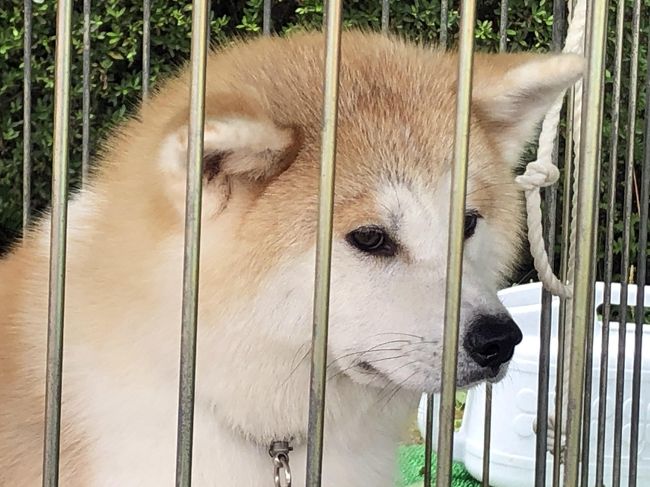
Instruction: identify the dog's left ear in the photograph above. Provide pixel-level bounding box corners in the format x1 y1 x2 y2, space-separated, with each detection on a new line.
473 52 585 164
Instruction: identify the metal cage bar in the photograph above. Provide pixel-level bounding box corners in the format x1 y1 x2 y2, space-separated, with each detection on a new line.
594 0 625 482
82 0 92 186
439 0 449 48
381 0 390 34
23 0 32 231
611 0 642 484
552 85 574 487
628 34 650 485
423 1 453 470
482 3 512 483
142 0 152 98
580 2 607 481
42 0 74 485
435 1 477 485
423 394 435 486
174 1 211 485
481 385 492 487
580 129 602 487
263 0 272 36
533 2 566 484
498 0 509 52
305 0 343 484
562 0 608 483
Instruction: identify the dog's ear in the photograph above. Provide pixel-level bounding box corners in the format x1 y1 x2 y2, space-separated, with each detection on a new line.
473 53 585 164
158 93 301 217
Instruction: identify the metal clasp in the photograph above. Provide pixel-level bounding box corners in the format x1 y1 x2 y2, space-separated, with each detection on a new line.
269 440 293 487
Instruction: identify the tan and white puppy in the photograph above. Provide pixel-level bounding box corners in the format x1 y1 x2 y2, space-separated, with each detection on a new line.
0 31 582 486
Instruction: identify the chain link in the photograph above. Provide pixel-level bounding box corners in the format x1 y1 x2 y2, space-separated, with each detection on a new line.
269 440 292 487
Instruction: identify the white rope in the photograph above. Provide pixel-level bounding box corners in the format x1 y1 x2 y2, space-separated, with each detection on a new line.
514 0 587 298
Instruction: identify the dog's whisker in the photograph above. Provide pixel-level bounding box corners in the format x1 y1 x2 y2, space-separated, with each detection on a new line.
326 339 413 369
326 347 403 370
380 371 418 410
326 353 410 381
282 346 312 385
370 332 424 341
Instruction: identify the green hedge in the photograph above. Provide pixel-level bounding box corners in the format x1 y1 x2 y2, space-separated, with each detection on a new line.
1 0 648 283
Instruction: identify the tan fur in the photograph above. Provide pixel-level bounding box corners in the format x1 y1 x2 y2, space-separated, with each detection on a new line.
0 30 582 485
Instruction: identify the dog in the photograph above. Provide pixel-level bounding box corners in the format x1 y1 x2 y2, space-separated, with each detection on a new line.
0 30 583 486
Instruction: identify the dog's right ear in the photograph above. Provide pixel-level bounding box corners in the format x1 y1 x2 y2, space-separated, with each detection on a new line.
158 99 301 217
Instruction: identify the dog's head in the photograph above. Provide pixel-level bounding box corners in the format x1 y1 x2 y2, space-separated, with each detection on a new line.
151 32 583 394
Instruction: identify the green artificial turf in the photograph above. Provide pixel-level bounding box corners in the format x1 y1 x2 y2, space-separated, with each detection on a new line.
397 444 482 487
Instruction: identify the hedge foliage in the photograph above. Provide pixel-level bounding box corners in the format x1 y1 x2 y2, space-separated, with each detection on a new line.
0 0 648 283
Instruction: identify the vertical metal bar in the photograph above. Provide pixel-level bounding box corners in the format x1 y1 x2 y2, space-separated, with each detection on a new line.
611 0 641 484
580 0 609 481
563 0 608 484
628 33 650 484
23 0 32 231
552 106 573 487
381 0 389 34
142 0 151 98
481 386 492 487
262 0 272 36
534 143 559 487
498 0 508 52
423 394 435 486
435 1 476 485
579 171 602 487
42 0 73 485
552 86 573 487
81 0 91 186
552 1 578 479
174 1 210 485
439 0 448 48
305 0 343 484
533 2 565 484
594 0 625 483
482 6 513 482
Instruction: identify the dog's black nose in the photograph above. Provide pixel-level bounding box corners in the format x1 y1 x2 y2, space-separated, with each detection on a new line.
463 314 523 369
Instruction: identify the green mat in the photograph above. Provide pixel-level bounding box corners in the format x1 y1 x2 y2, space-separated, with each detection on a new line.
397 444 482 487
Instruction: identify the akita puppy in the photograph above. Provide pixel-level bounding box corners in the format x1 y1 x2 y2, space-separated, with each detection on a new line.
0 31 582 486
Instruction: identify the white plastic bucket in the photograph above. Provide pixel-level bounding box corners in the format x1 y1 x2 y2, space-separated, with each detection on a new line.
417 281 650 486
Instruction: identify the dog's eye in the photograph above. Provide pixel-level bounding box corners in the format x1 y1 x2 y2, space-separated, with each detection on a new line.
464 210 482 240
346 226 397 257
